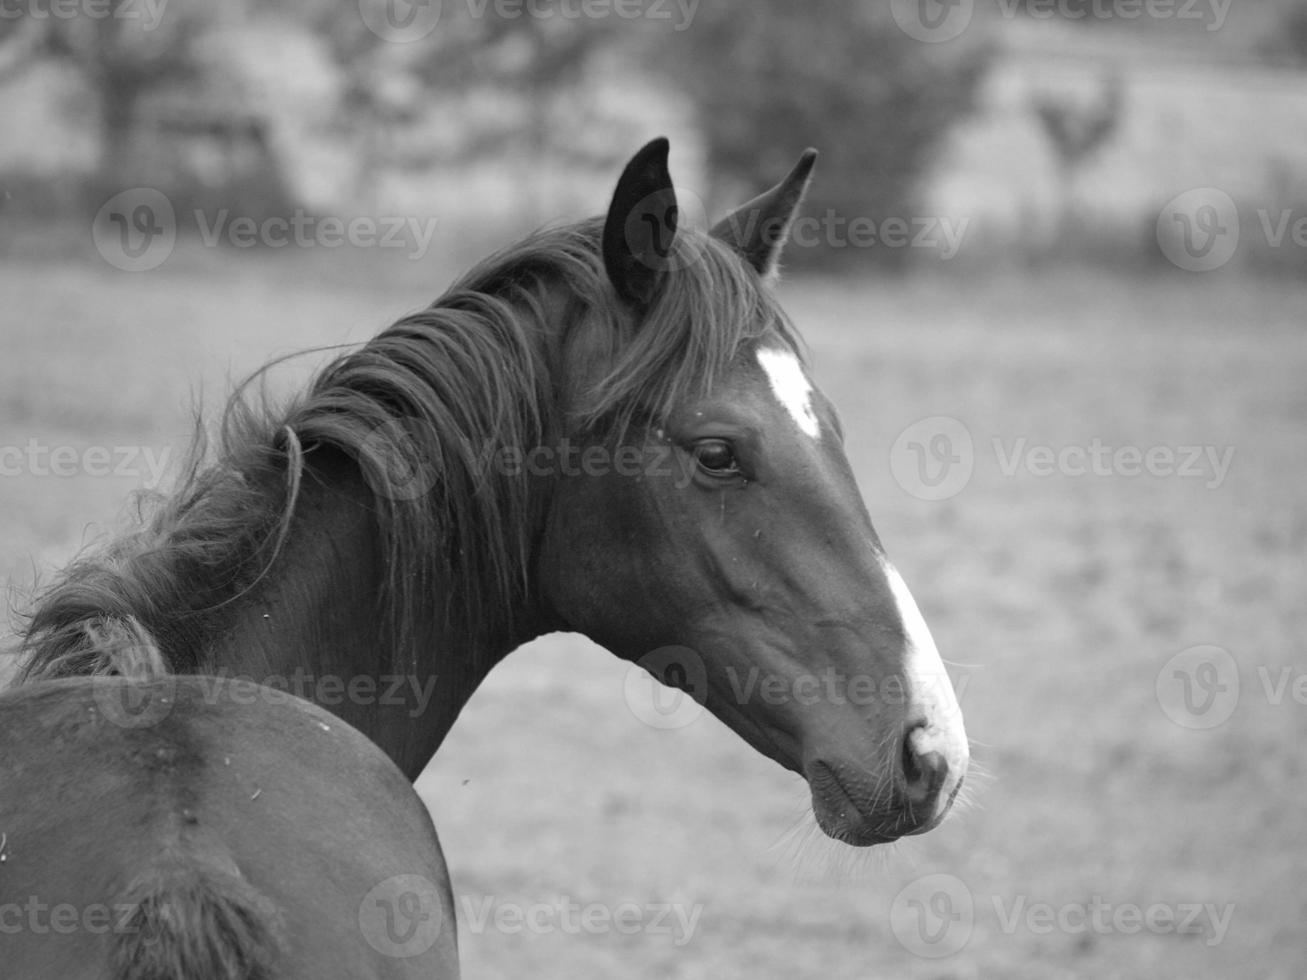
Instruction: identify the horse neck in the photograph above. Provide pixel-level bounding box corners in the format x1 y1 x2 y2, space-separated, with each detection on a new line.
206 446 550 779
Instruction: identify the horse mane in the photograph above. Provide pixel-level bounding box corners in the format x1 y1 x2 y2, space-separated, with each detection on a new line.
13 217 799 685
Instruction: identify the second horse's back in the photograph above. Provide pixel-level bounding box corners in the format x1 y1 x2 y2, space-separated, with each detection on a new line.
0 675 459 980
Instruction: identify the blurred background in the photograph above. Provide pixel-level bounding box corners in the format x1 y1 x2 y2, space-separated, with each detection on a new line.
1 1 1304 978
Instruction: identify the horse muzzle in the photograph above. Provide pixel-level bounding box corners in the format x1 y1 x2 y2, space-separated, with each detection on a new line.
804 720 968 846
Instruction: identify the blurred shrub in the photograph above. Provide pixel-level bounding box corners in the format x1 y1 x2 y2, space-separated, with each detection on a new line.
0 1 302 230
663 3 989 270
0 170 88 220
119 108 301 233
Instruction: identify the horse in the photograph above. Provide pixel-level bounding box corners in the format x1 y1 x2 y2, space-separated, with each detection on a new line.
0 671 458 979
12 136 967 862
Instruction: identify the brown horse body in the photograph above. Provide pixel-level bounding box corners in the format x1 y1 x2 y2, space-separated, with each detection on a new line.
0 676 457 979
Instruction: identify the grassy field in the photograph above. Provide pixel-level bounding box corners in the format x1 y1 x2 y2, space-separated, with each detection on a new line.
1 238 1303 979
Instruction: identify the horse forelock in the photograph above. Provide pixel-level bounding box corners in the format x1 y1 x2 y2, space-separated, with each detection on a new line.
569 219 804 441
14 215 800 687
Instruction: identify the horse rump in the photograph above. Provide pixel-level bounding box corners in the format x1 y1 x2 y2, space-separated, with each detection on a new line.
110 859 282 980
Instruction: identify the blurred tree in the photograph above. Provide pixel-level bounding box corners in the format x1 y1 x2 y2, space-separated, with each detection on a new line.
280 0 627 201
1 0 628 213
1031 72 1123 257
664 2 988 268
0 0 211 191
1032 75 1122 172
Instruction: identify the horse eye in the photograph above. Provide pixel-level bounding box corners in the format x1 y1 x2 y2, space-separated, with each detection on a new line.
692 439 739 476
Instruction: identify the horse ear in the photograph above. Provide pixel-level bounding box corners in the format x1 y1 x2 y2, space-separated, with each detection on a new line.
711 149 818 282
603 137 679 311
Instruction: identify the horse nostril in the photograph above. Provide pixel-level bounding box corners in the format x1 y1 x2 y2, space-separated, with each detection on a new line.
901 723 949 806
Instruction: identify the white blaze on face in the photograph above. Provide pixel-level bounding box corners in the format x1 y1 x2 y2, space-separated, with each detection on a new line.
883 562 969 771
756 347 820 439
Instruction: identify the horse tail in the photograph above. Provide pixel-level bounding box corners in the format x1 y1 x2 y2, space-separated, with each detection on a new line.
110 857 282 980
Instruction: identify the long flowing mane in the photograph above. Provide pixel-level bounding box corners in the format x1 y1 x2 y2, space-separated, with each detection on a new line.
13 217 800 685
